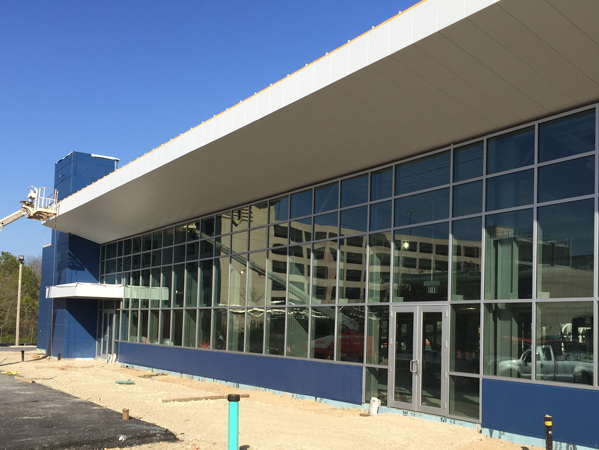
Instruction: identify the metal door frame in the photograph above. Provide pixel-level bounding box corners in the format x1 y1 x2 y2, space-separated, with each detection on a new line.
388 304 449 415
100 310 116 357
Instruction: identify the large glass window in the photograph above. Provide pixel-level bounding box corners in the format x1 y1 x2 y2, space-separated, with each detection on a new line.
485 209 533 300
341 174 368 208
315 182 339 213
336 306 364 362
289 244 310 305
396 151 450 195
368 233 391 303
265 308 285 355
538 156 595 203
228 309 245 352
453 181 482 217
366 306 389 365
248 252 266 306
453 142 483 182
395 189 450 227
452 218 481 301
312 240 337 304
287 307 309 358
536 302 593 385
339 237 366 303
393 223 449 302
310 306 335 360
486 170 534 212
370 168 392 201
267 249 287 305
539 109 595 162
450 305 480 374
487 127 534 174
483 303 531 377
246 308 264 353
537 200 594 298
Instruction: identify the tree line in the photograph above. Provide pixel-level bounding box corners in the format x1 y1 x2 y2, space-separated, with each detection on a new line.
0 252 41 344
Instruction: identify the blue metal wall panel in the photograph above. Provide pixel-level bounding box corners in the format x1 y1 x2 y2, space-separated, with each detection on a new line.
119 343 363 404
482 379 599 448
36 246 55 351
64 299 98 358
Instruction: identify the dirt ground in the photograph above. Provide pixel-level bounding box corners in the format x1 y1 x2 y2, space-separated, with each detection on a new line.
0 352 540 450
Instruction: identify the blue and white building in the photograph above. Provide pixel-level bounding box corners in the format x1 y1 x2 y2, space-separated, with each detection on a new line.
36 1 599 448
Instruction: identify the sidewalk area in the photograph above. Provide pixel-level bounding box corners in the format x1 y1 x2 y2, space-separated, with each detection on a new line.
0 350 538 450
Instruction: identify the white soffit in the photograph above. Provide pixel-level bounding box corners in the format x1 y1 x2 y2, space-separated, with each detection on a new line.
44 0 599 243
46 283 125 299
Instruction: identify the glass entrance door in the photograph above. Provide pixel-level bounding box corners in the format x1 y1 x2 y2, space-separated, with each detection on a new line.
388 305 448 415
100 311 115 357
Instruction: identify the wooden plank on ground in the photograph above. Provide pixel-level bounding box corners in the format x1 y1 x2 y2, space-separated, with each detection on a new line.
160 393 250 403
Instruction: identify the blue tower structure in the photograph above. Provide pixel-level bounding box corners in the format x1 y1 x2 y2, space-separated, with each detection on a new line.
37 152 118 357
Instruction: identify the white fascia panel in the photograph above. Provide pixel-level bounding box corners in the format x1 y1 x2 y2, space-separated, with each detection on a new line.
283 71 300 105
221 108 235 136
466 0 499 15
413 0 438 42
368 22 390 64
297 64 315 98
348 33 369 75
233 102 246 130
330 46 350 85
269 81 285 113
256 88 271 119
389 8 413 54
313 56 331 92
438 0 466 30
244 95 259 124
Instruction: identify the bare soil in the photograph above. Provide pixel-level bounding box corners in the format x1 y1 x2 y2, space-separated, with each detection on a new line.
1 352 540 450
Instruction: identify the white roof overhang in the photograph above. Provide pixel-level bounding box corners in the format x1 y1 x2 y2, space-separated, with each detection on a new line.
46 283 125 299
44 0 599 243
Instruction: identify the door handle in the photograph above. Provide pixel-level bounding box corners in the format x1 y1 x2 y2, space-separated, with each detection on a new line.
410 360 419 375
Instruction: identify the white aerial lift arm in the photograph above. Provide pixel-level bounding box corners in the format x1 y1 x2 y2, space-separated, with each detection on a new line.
0 186 58 231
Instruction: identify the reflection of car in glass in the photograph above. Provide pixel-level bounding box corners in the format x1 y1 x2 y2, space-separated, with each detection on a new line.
498 345 593 384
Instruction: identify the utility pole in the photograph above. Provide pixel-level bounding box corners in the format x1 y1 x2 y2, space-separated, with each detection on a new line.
14 255 24 347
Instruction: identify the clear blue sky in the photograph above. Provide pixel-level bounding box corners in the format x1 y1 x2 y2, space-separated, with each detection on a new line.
0 0 417 260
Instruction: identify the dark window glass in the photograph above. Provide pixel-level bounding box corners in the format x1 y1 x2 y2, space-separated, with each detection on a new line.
212 309 227 350
152 231 162 249
539 110 595 163
537 200 594 298
290 190 312 219
340 206 368 235
395 188 450 227
310 306 335 360
106 242 117 259
450 376 479 420
199 260 213 307
450 305 480 374
453 181 482 217
454 142 483 182
132 237 142 253
162 228 174 247
315 182 339 213
487 127 534 174
341 174 368 208
214 213 231 235
269 196 289 222
200 240 214 259
123 239 132 255
175 225 186 244
201 217 215 237
186 242 199 261
538 156 594 203
143 234 152 252
336 306 364 362
141 252 151 269
371 168 392 201
369 201 392 231
486 170 534 211
173 244 186 264
269 223 288 247
396 151 450 195
162 247 173 265
151 250 161 267
131 254 141 271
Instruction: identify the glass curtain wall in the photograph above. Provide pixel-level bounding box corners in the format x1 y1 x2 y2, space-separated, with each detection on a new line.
100 105 598 422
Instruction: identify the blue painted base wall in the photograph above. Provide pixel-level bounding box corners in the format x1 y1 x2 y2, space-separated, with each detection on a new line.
119 342 363 404
482 379 599 449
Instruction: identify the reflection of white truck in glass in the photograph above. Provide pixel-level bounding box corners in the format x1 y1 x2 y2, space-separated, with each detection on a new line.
498 345 593 385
